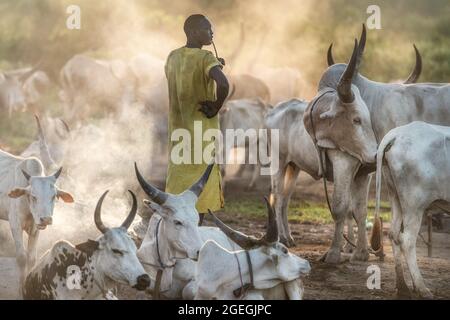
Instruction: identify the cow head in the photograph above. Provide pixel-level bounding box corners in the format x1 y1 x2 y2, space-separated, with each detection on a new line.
8 167 74 229
135 163 214 261
211 197 311 286
304 32 377 165
76 190 150 291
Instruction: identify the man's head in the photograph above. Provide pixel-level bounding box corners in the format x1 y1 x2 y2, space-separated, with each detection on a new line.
184 14 213 46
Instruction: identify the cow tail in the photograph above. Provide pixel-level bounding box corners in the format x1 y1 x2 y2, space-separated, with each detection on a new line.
370 136 395 258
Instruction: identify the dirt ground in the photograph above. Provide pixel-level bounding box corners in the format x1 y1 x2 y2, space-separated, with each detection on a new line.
1 167 450 300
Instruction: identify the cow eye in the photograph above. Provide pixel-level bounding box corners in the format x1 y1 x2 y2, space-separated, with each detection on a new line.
282 247 288 254
353 117 362 125
174 220 183 226
112 249 123 256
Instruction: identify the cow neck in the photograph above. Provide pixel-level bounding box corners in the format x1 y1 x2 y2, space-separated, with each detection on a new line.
233 250 254 299
82 251 112 299
155 218 177 269
308 90 356 250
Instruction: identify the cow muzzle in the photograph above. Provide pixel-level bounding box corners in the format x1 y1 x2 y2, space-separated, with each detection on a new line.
133 274 151 291
37 217 53 229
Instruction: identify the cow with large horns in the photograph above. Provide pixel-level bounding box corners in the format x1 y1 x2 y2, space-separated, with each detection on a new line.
303 23 450 265
191 198 310 300
135 164 304 299
327 42 422 84
268 32 378 263
23 190 150 299
0 148 74 296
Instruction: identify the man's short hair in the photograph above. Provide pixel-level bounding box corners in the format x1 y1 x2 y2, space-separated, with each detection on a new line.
184 14 207 35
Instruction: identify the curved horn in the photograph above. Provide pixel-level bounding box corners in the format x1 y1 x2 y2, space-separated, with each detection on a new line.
53 167 63 180
34 114 57 169
21 169 31 181
34 114 45 141
120 190 138 230
209 210 262 250
188 163 215 197
356 24 366 71
337 39 358 103
59 118 71 133
404 44 422 84
94 190 109 234
327 43 335 66
263 197 278 243
134 162 168 205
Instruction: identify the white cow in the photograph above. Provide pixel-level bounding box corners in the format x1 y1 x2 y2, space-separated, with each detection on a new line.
0 149 74 295
373 122 450 299
134 164 306 300
219 98 271 188
265 98 362 259
192 199 310 300
311 24 450 264
59 54 138 122
23 190 150 299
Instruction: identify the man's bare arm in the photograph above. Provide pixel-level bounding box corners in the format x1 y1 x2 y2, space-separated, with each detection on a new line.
199 65 229 118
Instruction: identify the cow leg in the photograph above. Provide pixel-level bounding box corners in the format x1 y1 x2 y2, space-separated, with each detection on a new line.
271 159 290 246
350 174 370 262
280 163 300 247
383 167 411 297
248 163 259 189
343 217 354 254
26 228 40 272
9 219 26 297
401 208 433 299
284 279 304 300
324 150 358 264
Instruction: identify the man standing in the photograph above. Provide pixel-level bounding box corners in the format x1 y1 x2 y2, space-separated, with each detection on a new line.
165 14 229 220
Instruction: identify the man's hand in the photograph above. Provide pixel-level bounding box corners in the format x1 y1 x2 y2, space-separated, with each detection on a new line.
198 100 221 118
217 57 225 69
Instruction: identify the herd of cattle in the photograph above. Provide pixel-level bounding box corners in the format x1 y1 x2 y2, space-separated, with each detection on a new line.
0 24 449 300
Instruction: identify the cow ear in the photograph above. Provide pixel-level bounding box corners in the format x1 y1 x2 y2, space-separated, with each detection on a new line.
8 188 28 198
319 109 338 120
262 246 279 266
75 239 99 255
143 199 165 216
317 139 336 149
57 189 74 203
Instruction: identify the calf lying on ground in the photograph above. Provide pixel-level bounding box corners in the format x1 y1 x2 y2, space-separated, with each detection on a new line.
192 198 311 300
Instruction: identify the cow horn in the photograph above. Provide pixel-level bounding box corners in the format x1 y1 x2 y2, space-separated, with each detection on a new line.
337 39 358 103
134 162 168 205
327 43 335 66
263 197 278 244
59 118 71 133
120 190 138 230
209 209 262 249
356 24 366 71
21 169 31 181
52 167 63 180
188 163 215 198
34 114 45 141
94 190 109 234
404 44 422 84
